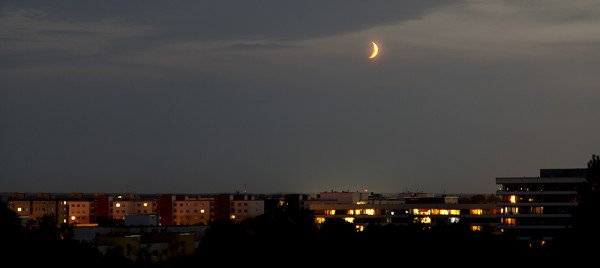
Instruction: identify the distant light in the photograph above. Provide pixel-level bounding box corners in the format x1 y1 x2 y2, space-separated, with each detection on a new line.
200 209 205 213
17 207 22 212
63 219 67 223
71 216 76 221
391 211 395 215
63 201 67 205
116 203 121 207
230 215 236 219
143 203 148 207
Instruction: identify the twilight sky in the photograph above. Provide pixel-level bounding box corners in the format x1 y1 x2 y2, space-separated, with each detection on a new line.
1 0 599 195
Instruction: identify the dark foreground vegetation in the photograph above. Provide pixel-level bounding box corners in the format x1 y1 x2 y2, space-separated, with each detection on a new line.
0 202 595 267
1 155 598 266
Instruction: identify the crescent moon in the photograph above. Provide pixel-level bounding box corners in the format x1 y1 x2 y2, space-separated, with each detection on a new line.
369 42 379 59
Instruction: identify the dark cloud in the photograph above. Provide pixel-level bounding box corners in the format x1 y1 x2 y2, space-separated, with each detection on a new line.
225 42 302 51
1 1 459 70
2 0 457 41
1 0 599 195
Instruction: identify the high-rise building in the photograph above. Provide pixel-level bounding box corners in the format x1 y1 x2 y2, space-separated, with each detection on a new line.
495 168 586 242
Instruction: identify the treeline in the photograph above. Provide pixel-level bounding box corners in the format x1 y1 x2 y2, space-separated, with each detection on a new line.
177 209 553 266
0 202 135 266
0 200 595 267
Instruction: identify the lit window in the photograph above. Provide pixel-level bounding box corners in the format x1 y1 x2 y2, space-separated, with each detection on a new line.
315 217 325 224
413 209 430 215
503 218 516 226
365 209 375 215
17 207 22 212
143 202 148 207
504 207 519 214
471 225 482 231
200 209 205 213
509 195 516 203
71 216 76 220
116 203 121 208
471 209 483 215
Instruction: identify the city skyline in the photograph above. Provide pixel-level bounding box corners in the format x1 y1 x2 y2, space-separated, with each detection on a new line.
1 1 599 195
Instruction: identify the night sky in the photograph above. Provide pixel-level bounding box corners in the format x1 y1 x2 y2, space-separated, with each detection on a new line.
2 0 599 195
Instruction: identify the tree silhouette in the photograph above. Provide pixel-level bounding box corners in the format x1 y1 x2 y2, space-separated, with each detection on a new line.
0 200 22 235
567 154 600 259
574 155 600 231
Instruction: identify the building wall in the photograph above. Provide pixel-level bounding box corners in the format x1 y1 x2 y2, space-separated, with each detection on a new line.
308 195 498 230
495 168 586 241
96 235 142 261
112 199 137 220
94 194 111 222
318 191 369 204
125 214 159 226
157 194 174 226
68 200 93 225
172 198 212 225
284 194 311 212
8 200 31 217
133 200 157 215
214 194 232 221
56 200 69 225
30 199 57 220
231 199 264 222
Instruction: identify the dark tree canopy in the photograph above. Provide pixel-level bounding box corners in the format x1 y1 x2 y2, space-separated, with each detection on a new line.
572 154 600 244
586 154 600 187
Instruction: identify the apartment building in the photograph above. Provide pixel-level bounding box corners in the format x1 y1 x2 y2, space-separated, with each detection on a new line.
495 168 586 242
214 193 265 222
306 191 498 231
